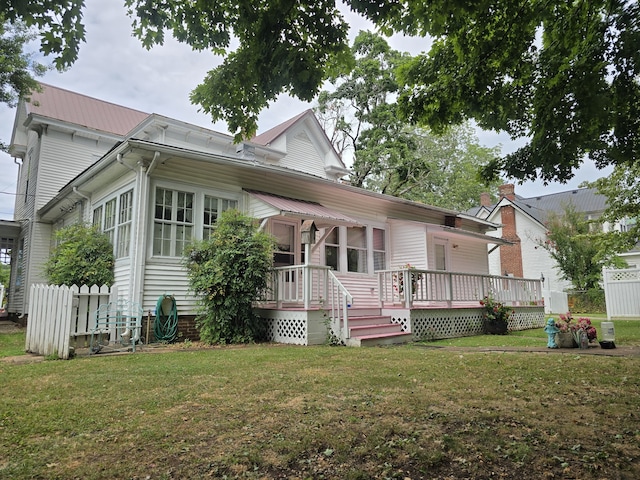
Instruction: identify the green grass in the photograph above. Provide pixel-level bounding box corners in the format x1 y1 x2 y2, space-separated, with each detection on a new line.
0 331 26 358
1 340 639 479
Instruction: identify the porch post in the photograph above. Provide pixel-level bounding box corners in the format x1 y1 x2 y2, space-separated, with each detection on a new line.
304 244 310 309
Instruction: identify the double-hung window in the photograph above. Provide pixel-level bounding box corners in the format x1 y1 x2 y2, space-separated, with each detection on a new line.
372 228 386 271
117 190 133 258
92 189 134 259
153 187 193 257
347 226 367 273
203 195 237 238
103 198 116 245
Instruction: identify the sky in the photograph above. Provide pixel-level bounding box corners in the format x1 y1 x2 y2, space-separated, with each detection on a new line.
0 0 612 221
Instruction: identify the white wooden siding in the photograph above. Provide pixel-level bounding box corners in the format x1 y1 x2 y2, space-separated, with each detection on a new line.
114 259 132 300
334 273 380 308
449 241 489 274
278 133 327 179
36 130 115 210
388 220 427 268
142 261 194 315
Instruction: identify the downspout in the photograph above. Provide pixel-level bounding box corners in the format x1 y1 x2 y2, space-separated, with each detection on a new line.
72 187 90 221
130 151 160 310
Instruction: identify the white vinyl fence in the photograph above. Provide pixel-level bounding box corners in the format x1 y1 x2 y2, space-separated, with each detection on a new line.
26 284 117 359
603 268 640 319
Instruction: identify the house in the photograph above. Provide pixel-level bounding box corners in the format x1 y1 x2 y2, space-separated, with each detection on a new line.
2 84 544 346
471 184 640 294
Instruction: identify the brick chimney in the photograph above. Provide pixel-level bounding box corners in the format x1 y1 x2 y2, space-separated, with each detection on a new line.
480 192 491 207
498 184 516 201
497 185 523 277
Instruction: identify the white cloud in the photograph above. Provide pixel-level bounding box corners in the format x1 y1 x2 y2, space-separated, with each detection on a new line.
0 0 611 219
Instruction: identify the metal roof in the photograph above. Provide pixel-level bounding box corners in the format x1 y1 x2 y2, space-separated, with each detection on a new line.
246 190 360 227
26 83 150 136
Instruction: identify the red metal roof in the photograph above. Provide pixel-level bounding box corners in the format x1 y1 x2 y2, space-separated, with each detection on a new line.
247 190 359 227
251 110 312 146
26 83 150 136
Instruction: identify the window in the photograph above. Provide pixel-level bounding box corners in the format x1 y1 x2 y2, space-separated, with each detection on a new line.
347 227 367 273
203 195 237 238
92 205 103 227
92 190 134 258
434 242 447 271
153 187 193 257
325 227 339 270
103 198 116 244
116 190 133 258
373 228 386 271
15 239 24 287
273 221 296 267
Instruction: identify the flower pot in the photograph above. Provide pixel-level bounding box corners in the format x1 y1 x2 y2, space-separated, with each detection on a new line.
557 332 577 348
484 320 508 335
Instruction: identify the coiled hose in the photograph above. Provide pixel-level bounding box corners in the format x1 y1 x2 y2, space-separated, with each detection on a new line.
154 294 178 342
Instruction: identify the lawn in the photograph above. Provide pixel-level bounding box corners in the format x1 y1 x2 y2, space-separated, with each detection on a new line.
1 320 639 479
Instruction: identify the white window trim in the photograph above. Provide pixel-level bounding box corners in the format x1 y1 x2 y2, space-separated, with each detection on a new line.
150 181 242 258
92 185 136 259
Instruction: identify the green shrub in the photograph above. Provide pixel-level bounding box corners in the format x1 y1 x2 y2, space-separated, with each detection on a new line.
184 210 275 344
567 288 606 314
44 223 114 286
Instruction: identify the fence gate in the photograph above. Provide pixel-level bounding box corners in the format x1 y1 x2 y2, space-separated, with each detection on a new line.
603 268 640 319
26 284 117 359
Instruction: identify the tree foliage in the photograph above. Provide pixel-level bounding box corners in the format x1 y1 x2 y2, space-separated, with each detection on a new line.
539 204 624 292
183 209 275 344
316 31 501 211
590 163 640 255
390 0 640 185
5 1 637 183
44 223 114 286
1 1 86 70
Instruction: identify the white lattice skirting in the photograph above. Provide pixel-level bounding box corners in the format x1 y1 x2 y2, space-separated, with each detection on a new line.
384 307 545 341
257 307 545 345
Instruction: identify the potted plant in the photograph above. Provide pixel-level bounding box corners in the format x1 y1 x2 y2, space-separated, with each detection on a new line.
480 295 513 335
393 264 420 298
555 312 598 348
555 312 577 347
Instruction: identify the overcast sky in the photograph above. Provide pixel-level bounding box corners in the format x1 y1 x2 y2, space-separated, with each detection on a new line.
0 0 611 220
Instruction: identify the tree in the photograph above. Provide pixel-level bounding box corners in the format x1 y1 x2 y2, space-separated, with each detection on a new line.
0 19 47 149
123 0 638 178
1 1 85 70
44 223 114 286
589 163 640 256
316 31 501 211
183 210 275 344
7 1 637 183
539 204 624 292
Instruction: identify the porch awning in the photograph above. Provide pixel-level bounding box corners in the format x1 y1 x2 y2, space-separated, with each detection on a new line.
0 220 21 241
246 190 360 228
427 225 512 245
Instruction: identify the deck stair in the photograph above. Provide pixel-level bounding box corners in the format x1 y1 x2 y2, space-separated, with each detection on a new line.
344 308 412 347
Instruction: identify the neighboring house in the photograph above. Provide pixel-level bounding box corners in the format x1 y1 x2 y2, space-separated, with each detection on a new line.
2 84 544 346
470 184 640 293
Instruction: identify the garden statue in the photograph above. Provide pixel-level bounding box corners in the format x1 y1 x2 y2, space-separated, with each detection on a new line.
544 318 560 348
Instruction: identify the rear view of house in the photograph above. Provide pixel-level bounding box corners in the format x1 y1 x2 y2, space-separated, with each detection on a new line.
3 84 545 346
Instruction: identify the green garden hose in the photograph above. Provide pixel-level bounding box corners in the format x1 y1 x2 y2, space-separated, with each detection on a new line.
154 294 178 342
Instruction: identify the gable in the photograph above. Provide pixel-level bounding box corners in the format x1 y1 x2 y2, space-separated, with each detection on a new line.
251 110 348 181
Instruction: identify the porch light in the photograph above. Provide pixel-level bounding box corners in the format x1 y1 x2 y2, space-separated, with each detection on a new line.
300 220 318 245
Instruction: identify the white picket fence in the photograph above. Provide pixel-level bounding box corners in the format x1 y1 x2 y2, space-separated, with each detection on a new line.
603 268 640 319
26 284 117 359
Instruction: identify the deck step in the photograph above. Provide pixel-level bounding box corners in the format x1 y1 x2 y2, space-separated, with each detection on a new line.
346 331 413 347
349 322 403 337
344 314 411 347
